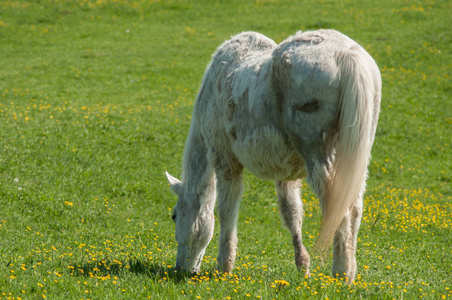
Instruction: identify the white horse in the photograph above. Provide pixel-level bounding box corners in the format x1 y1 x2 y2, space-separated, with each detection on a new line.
166 29 381 283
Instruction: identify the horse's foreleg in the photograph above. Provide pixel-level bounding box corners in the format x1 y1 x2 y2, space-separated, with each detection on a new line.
276 180 310 276
332 192 363 284
214 155 244 273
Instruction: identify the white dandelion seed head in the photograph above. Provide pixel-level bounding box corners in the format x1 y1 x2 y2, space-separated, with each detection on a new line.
14 178 19 183
18 187 22 191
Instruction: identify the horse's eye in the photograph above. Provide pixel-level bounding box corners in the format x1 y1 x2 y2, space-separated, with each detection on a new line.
172 212 177 223
295 100 320 113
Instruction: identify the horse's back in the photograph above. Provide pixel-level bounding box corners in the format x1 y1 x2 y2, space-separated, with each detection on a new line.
213 32 276 64
193 32 277 137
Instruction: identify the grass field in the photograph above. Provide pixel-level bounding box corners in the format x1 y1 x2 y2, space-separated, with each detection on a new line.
0 0 451 299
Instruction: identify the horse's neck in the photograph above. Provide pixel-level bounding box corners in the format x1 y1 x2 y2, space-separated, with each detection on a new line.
181 171 216 211
180 120 216 210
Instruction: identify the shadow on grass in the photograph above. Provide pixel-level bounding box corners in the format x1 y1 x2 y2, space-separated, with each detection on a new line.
68 259 216 283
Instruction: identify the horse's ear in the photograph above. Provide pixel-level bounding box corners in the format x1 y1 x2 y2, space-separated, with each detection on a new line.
165 171 182 195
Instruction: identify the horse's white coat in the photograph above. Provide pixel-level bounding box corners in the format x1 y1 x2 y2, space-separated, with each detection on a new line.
166 29 381 283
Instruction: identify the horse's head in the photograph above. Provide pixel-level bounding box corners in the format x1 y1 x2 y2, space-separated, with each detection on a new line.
165 171 215 273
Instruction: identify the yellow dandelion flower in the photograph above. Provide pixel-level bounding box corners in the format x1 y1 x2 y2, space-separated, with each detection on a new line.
275 280 290 286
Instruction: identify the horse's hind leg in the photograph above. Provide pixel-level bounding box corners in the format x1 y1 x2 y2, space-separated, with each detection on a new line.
332 184 364 284
276 180 310 276
213 152 244 273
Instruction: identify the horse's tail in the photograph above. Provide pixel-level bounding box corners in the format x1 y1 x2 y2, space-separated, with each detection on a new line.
315 45 381 252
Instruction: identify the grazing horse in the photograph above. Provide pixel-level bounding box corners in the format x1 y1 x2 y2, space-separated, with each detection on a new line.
166 29 381 283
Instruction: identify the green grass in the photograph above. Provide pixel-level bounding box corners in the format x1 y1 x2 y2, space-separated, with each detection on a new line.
0 0 451 299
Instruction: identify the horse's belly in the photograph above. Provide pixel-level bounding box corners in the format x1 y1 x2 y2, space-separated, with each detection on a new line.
232 127 307 181
240 152 307 181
